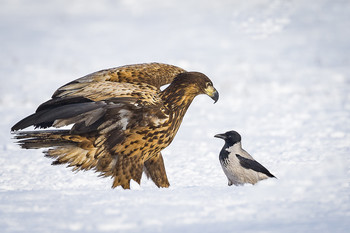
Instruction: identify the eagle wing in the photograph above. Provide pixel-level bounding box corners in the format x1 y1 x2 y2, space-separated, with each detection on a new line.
52 62 186 100
12 63 185 189
12 62 186 130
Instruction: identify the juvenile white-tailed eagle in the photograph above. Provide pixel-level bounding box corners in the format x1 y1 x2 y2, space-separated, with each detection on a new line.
11 63 219 189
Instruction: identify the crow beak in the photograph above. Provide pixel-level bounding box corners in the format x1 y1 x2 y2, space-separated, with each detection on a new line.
214 133 226 139
205 86 219 103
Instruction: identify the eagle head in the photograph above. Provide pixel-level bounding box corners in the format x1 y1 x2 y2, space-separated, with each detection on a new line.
173 72 219 103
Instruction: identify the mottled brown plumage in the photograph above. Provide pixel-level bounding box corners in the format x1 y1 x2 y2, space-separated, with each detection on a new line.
11 63 219 189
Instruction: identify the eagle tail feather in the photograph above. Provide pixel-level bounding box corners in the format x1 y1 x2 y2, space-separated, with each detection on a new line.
13 130 73 149
13 130 99 171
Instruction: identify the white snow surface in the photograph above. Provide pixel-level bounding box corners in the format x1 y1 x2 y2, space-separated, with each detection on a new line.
1 0 350 232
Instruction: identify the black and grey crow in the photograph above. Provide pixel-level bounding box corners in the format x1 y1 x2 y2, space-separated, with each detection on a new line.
214 130 276 186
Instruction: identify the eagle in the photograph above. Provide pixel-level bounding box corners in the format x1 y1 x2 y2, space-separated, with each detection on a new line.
11 63 219 189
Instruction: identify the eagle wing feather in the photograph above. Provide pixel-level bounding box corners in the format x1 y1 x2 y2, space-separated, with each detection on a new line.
52 62 186 100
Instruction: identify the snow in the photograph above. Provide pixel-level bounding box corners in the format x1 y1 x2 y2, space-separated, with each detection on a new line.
1 0 350 232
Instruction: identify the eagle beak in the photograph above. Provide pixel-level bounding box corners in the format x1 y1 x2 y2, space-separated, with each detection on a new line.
205 86 219 103
214 133 226 139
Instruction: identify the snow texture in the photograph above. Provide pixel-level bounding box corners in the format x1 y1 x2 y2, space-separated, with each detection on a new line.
1 0 349 232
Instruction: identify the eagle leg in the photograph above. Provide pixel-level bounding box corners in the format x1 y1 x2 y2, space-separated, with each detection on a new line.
112 155 144 189
112 176 131 189
144 152 170 188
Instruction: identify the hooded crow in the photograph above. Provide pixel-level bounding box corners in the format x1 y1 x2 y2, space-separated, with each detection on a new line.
215 130 275 186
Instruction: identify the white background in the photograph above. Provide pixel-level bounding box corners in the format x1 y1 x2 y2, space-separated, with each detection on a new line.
1 0 349 232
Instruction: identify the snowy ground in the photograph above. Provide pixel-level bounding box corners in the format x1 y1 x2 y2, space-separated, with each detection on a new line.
1 0 350 232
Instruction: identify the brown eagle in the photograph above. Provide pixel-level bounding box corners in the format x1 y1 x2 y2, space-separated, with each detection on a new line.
11 63 219 189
